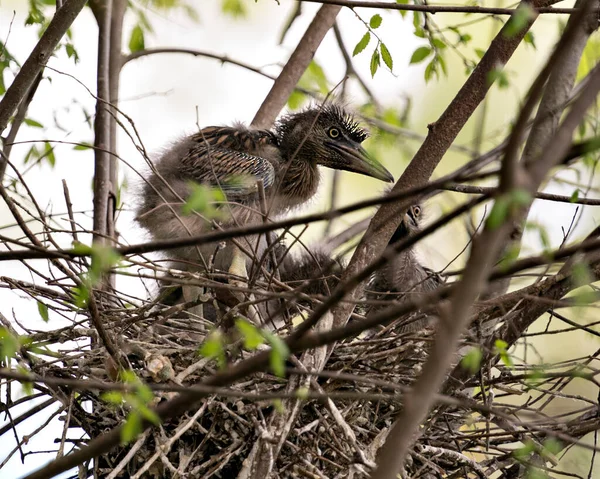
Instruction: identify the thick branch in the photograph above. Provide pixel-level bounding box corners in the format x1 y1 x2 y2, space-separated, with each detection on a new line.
251 4 341 128
333 0 544 345
0 0 87 146
371 9 600 477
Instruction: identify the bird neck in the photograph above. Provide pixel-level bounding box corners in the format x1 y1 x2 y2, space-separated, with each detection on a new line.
279 156 320 205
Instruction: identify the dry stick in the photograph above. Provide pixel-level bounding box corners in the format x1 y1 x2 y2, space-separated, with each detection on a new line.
371 14 600 479
251 4 341 129
445 183 600 205
0 166 498 263
301 0 583 15
107 0 126 247
0 0 88 178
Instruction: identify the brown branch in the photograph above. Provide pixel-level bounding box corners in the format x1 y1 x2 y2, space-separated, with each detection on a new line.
0 0 88 177
445 183 600 205
332 0 545 357
301 0 585 15
251 4 341 128
371 6 600 476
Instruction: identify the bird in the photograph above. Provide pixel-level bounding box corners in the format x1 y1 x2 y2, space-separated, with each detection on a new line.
366 202 444 333
135 104 393 313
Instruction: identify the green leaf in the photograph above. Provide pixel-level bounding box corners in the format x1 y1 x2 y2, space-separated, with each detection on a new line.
542 438 562 456
569 189 580 202
510 188 532 207
504 4 535 38
424 59 437 82
71 282 90 308
352 32 371 57
182 183 225 219
128 25 145 53
487 66 509 89
498 244 520 271
296 387 309 400
272 399 285 413
380 43 393 71
199 330 226 368
396 0 408 17
524 31 536 49
264 332 290 377
121 411 142 444
90 246 122 284
287 90 306 110
486 196 509 230
235 318 265 350
136 383 154 404
138 403 160 425
65 43 79 63
513 440 536 461
370 49 380 78
43 141 56 168
409 46 432 64
369 14 382 29
73 143 93 151
24 118 43 128
37 301 49 322
222 0 247 18
0 328 19 363
306 60 329 94
474 48 486 59
101 391 124 405
461 347 482 374
494 339 513 368
432 38 447 50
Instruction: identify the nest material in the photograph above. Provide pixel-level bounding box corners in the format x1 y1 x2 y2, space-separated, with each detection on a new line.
4 265 600 479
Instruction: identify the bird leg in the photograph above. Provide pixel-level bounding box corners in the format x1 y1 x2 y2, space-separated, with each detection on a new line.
228 244 261 325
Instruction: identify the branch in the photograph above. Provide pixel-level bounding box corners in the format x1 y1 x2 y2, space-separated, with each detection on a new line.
301 0 586 15
445 183 600 205
251 4 341 128
371 6 600 476
91 0 113 245
0 0 88 177
332 0 545 355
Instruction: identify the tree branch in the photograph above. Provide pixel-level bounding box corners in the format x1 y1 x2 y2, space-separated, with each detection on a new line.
0 0 88 178
251 4 341 128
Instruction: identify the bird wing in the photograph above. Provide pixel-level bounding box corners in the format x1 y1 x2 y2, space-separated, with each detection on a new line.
180 126 278 200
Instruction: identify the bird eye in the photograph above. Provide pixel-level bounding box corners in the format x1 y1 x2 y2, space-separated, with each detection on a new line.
328 127 340 139
412 206 421 217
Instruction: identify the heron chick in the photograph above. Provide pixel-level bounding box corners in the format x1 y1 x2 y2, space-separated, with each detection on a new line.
366 203 443 332
135 105 393 280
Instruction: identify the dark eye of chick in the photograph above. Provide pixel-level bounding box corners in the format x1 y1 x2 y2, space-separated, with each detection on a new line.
412 206 421 217
328 127 340 139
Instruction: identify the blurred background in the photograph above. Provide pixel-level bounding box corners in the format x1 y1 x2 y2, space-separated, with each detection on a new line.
1 0 598 477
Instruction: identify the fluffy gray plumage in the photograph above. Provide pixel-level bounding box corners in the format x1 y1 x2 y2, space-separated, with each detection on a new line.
135 105 393 274
366 203 443 332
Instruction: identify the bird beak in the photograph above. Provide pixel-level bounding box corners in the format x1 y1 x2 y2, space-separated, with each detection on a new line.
326 142 394 183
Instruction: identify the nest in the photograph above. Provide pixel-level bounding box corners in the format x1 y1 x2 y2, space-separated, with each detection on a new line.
3 252 600 479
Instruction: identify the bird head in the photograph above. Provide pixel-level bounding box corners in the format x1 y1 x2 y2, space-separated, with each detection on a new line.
389 204 423 243
276 105 394 183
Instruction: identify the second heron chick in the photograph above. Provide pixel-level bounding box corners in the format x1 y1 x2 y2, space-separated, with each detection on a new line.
366 203 443 332
135 104 393 277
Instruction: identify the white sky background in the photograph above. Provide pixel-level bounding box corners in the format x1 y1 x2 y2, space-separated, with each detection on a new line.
0 0 596 477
